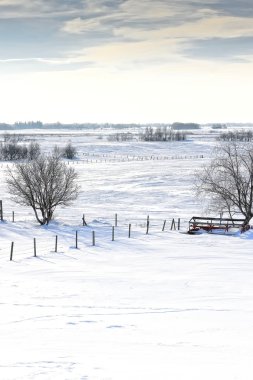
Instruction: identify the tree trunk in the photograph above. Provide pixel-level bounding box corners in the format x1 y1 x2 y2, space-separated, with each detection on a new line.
242 213 252 231
32 207 43 225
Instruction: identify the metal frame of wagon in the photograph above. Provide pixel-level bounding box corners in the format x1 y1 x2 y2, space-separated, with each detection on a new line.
188 216 247 234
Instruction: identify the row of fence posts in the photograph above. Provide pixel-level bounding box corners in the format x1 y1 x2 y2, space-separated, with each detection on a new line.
7 214 180 261
10 231 98 260
113 214 180 235
97 214 180 239
9 216 180 261
0 202 181 232
75 155 205 163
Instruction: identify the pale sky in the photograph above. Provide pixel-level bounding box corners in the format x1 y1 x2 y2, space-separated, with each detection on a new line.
0 0 253 124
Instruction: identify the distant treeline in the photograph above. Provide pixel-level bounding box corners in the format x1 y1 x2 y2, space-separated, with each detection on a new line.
218 130 253 142
0 121 165 130
0 121 104 130
171 122 200 130
1 121 253 131
211 123 227 129
0 121 200 131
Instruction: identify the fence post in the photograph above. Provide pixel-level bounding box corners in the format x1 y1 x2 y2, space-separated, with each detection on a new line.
75 231 78 249
146 216 150 235
92 231 95 246
34 238 37 257
82 214 87 226
128 224 131 238
115 213 118 227
10 242 14 261
177 218 181 230
171 218 176 230
0 200 3 221
12 211 14 223
162 220 166 231
112 226 115 241
55 235 58 253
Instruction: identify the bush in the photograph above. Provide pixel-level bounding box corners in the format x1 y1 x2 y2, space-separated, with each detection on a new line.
62 143 77 159
0 140 41 161
1 142 27 160
27 142 41 160
139 126 186 141
218 129 253 142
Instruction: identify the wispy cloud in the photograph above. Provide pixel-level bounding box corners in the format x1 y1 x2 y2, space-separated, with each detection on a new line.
1 1 253 123
59 0 253 66
1 0 253 71
206 0 253 18
183 36 253 62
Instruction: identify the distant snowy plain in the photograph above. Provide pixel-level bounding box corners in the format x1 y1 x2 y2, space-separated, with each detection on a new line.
0 128 253 380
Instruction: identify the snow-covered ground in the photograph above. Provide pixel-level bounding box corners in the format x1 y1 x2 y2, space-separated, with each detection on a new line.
1 130 253 379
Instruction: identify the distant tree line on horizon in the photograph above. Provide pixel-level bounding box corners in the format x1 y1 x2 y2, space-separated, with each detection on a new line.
1 121 253 131
0 121 153 130
171 122 200 130
0 121 199 131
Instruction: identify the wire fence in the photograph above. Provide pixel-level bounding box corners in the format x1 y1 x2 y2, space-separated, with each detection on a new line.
74 154 205 164
0 212 187 263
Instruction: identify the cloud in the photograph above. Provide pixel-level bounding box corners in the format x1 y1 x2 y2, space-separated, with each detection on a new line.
0 0 85 18
61 0 198 36
183 36 253 61
1 0 253 72
206 0 253 18
62 17 104 34
59 0 253 67
60 12 253 69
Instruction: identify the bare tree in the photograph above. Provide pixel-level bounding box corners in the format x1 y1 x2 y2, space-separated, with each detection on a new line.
196 141 253 227
7 154 79 225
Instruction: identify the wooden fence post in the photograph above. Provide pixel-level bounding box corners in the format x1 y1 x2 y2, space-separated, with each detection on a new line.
10 242 14 261
115 213 118 227
146 216 150 235
55 235 58 253
162 220 166 231
128 224 131 238
0 200 3 221
92 231 95 246
75 231 78 249
12 211 14 223
34 238 37 257
112 226 115 241
171 218 176 230
82 214 87 226
177 218 181 230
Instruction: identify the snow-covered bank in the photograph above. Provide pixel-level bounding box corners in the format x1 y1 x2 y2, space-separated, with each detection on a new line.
1 230 253 379
1 134 253 379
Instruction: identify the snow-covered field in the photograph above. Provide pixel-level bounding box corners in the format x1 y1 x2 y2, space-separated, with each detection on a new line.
1 129 253 379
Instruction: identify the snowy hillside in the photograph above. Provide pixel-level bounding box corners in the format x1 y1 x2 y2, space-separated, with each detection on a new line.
1 130 253 379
